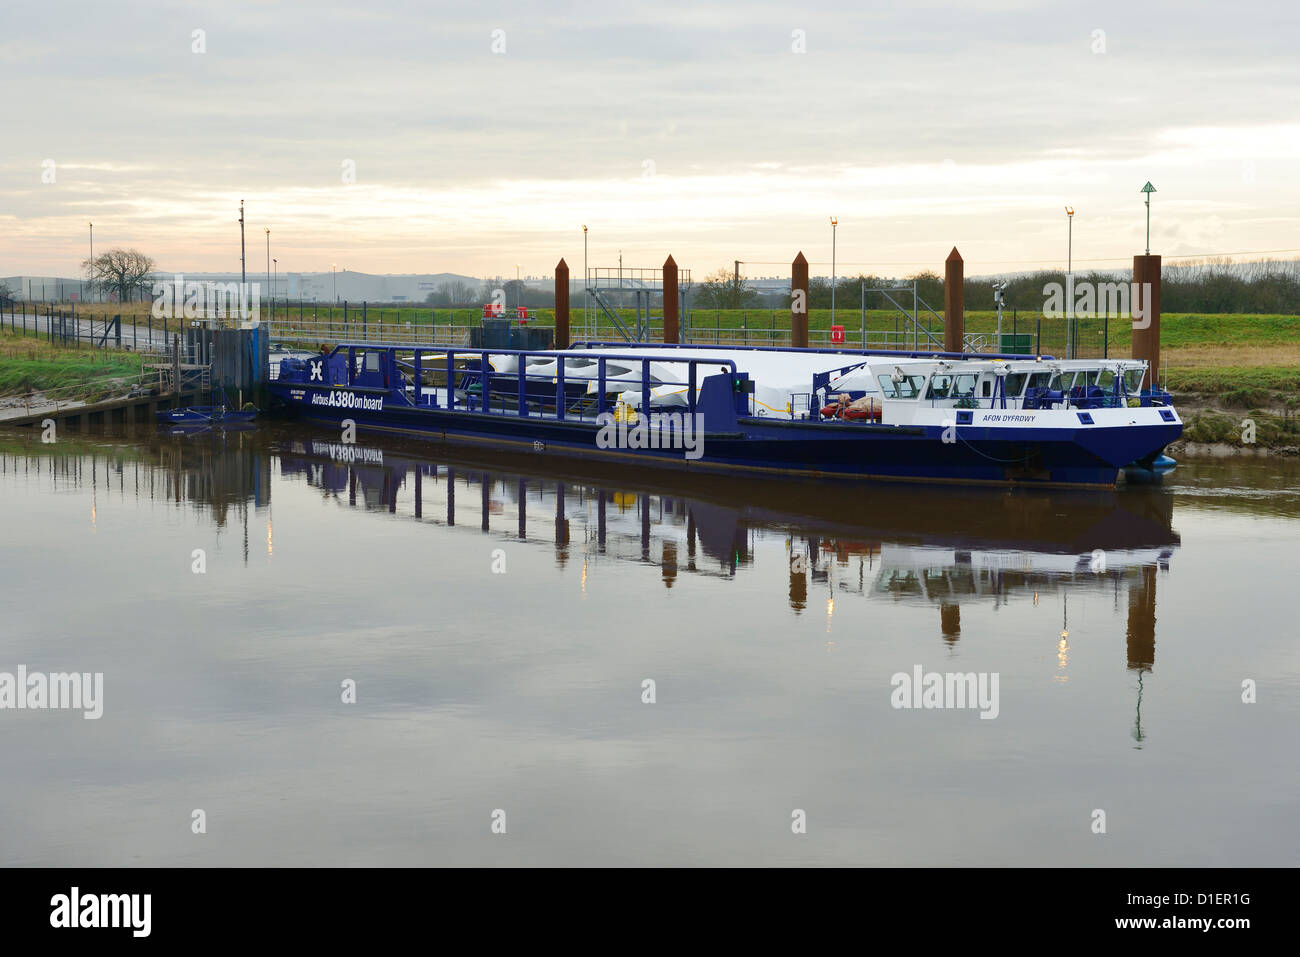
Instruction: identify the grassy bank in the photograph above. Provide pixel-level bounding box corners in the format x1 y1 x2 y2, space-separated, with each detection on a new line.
0 331 144 395
1164 365 1300 451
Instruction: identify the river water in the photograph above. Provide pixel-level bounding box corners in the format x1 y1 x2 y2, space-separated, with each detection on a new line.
0 424 1296 866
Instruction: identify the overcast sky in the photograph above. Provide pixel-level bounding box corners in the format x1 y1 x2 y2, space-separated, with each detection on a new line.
2 0 1298 280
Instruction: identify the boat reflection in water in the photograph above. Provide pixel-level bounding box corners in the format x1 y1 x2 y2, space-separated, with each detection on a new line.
276 426 1176 669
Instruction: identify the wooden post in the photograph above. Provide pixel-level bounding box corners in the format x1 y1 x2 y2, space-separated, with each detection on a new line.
662 255 679 343
944 247 965 353
791 252 809 348
554 258 571 349
171 334 180 396
1132 254 1162 390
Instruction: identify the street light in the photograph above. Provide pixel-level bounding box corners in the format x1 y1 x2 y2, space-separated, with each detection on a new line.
88 221 94 303
272 258 278 318
582 225 588 338
830 216 838 325
332 263 337 303
515 264 520 312
265 227 270 321
1065 206 1074 359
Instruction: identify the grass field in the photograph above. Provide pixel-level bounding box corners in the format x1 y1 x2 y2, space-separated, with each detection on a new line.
0 330 144 395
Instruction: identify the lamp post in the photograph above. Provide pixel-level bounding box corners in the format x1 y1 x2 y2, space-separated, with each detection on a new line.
332 264 337 303
272 258 277 318
88 221 94 303
1065 205 1074 359
830 216 838 325
515 264 520 312
239 199 246 286
264 227 270 322
582 225 588 338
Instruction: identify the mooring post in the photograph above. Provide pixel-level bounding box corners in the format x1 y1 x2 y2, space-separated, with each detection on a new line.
1132 254 1162 390
944 247 965 353
554 258 570 349
171 334 180 396
662 255 679 344
791 252 809 348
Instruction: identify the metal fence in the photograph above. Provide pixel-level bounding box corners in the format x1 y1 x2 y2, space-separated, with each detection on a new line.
5 299 1132 362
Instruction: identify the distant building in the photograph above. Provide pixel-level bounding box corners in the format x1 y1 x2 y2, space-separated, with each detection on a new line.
0 276 94 301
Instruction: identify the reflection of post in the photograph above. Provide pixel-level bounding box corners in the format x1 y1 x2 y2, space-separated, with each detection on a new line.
940 603 961 644
662 541 677 588
640 495 651 561
517 477 527 538
414 468 422 519
789 559 807 611
597 489 607 552
686 510 696 569
481 471 490 532
1126 565 1157 671
349 468 356 507
555 481 569 565
446 468 455 527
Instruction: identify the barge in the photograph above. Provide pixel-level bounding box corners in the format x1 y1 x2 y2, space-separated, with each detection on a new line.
268 342 1182 488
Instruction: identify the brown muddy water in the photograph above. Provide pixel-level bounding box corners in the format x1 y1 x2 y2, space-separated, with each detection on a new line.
0 424 1296 866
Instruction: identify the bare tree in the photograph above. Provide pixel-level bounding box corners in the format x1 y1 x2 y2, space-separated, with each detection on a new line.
697 267 759 309
83 248 156 303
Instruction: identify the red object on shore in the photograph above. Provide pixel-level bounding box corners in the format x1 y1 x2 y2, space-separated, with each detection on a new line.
830 325 844 344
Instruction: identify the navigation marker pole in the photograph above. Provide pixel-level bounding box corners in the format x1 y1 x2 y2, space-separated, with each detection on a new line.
1141 182 1156 256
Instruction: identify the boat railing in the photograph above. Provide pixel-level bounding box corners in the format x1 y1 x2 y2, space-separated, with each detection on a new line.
312 345 742 424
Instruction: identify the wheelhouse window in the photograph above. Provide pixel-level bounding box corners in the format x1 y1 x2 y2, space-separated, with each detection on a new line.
926 374 954 399
952 374 978 398
1005 373 1029 397
878 373 927 399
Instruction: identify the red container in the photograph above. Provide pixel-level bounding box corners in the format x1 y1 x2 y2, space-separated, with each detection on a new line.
830 325 845 344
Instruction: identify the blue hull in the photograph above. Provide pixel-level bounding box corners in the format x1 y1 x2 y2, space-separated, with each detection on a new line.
157 408 259 425
270 390 1179 488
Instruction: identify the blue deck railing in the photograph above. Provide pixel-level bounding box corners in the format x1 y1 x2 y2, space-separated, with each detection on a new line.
297 344 741 423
